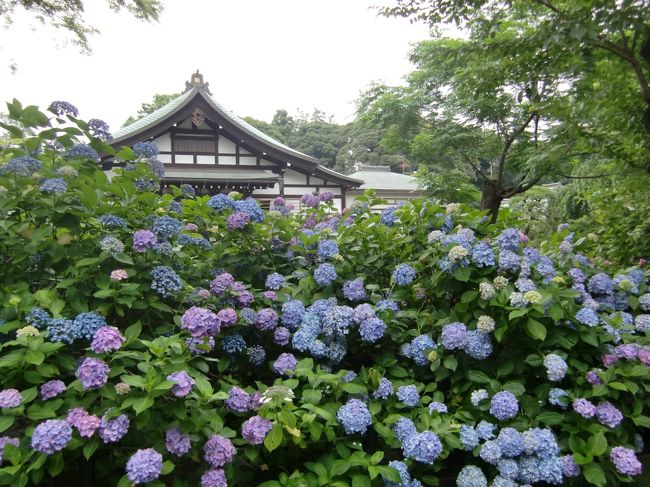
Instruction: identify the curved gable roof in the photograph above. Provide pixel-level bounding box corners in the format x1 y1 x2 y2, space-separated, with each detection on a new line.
111 77 361 187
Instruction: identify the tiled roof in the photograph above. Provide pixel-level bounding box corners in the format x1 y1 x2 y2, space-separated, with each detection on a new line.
348 166 421 191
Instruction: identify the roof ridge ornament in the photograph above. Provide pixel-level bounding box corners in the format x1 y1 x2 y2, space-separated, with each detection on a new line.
185 70 212 95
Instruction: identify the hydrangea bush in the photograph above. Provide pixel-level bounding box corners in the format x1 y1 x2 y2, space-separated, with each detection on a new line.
0 101 648 486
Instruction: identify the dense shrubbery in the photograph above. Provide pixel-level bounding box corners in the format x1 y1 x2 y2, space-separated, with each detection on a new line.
0 102 649 487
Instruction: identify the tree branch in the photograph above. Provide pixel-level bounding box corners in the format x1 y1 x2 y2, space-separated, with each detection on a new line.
463 154 490 181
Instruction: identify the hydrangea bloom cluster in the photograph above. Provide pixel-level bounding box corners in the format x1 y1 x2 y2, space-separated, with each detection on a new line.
241 415 273 445
265 272 284 290
151 266 183 297
40 380 65 400
401 334 437 366
203 435 236 468
342 278 367 302
98 413 129 443
543 354 568 381
0 389 21 408
166 428 191 456
610 446 642 475
67 408 100 438
39 178 67 194
337 399 372 434
132 141 159 158
393 263 416 286
152 216 182 239
490 391 519 420
181 307 220 338
272 353 297 375
30 420 72 454
167 371 195 397
126 448 163 484
396 385 420 407
317 240 339 259
132 230 157 252
90 326 125 353
76 358 109 390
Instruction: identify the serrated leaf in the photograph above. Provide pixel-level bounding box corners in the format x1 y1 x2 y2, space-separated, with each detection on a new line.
264 423 283 452
525 319 546 340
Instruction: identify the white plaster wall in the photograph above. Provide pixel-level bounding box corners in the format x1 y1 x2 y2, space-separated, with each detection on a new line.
239 158 256 166
219 156 236 165
152 134 171 151
197 156 214 165
158 154 172 163
218 137 237 153
284 169 307 184
175 154 193 164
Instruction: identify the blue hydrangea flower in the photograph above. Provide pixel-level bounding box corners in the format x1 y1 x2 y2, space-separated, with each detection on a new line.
535 257 556 283
588 273 614 295
281 300 306 329
464 330 492 359
343 278 367 302
132 141 159 158
476 420 495 440
576 307 600 326
456 465 487 487
380 206 399 226
396 385 419 407
359 317 386 342
71 312 107 341
25 308 50 328
337 399 372 434
68 144 98 160
234 198 265 223
479 440 502 464
460 425 480 450
222 334 246 355
314 263 337 286
87 119 112 141
497 229 521 252
497 427 525 457
471 241 495 268
46 318 75 343
441 322 468 350
151 266 183 297
402 431 442 464
393 264 416 286
152 216 182 239
470 389 489 406
207 194 235 212
48 100 79 117
377 299 400 312
0 155 42 175
404 334 436 366
428 401 447 414
39 178 67 194
372 378 393 400
548 388 568 409
544 354 568 382
99 214 127 228
497 459 519 479
490 391 519 420
317 240 339 259
392 417 416 443
246 345 266 366
498 250 520 273
265 272 285 290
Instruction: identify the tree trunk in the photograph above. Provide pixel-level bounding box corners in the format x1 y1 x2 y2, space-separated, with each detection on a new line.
480 180 503 223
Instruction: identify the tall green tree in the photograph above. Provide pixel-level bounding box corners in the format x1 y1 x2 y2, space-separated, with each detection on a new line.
1 0 163 53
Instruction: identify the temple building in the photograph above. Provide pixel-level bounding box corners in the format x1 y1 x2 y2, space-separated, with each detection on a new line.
106 71 362 211
347 164 425 208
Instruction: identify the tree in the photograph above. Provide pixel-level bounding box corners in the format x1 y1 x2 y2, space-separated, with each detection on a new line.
1 0 163 53
123 93 179 126
359 34 569 222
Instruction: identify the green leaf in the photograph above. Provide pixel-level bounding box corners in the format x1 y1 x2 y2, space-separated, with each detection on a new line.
341 382 367 394
443 355 458 371
0 416 15 433
632 415 650 428
509 308 529 320
330 460 349 477
536 412 565 425
352 474 371 487
161 460 175 475
467 370 492 384
583 462 607 487
83 438 99 460
586 433 607 456
24 349 45 365
113 253 134 265
132 396 154 414
370 451 384 465
302 389 322 405
124 322 142 344
453 266 471 282
264 423 283 452
93 289 114 298
525 319 546 340
194 376 213 396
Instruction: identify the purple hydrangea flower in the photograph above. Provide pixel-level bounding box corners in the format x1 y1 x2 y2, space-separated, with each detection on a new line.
150 266 183 297
273 353 297 375
610 446 642 476
471 241 495 268
66 408 100 438
588 273 614 295
226 211 250 230
40 380 66 400
0 389 21 408
265 272 284 290
166 428 191 457
90 326 125 353
596 401 623 428
98 413 129 443
242 415 273 445
132 230 157 252
126 448 163 484
273 326 291 345
314 263 337 286
207 194 235 212
337 399 372 434
226 386 251 413
217 308 238 327
497 228 521 252
576 307 600 326
167 371 195 398
256 308 279 331
441 322 468 350
281 300 305 329
210 273 234 295
204 435 236 468
490 391 519 420
397 385 420 407
31 420 72 454
76 358 109 390
572 398 596 418
317 240 339 260
201 469 227 487
48 100 79 117
561 455 581 477
181 307 220 337
342 278 367 302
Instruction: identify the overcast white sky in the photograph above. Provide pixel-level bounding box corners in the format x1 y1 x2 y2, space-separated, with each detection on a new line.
0 1 431 131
